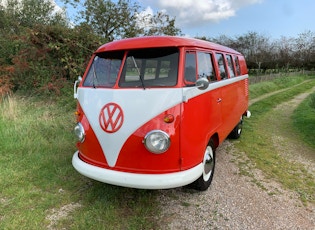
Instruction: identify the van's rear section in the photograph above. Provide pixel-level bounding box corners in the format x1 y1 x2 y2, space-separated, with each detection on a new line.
72 36 250 190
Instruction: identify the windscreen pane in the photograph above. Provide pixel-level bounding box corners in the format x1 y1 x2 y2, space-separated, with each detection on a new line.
83 51 124 88
119 48 179 88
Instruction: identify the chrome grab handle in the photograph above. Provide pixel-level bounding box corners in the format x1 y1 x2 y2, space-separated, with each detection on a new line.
73 76 82 99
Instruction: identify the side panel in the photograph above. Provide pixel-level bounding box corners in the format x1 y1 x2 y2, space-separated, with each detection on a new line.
180 75 248 170
238 56 248 75
181 87 222 170
220 78 248 140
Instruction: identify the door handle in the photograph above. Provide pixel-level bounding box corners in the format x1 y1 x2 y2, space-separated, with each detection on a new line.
217 98 222 103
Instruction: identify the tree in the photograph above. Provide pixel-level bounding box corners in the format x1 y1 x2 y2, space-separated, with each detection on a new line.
64 0 181 41
137 10 181 36
234 32 272 71
294 30 315 69
79 0 139 41
272 36 295 69
202 32 273 71
0 0 68 29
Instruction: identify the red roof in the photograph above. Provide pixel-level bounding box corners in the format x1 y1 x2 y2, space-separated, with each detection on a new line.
95 36 240 54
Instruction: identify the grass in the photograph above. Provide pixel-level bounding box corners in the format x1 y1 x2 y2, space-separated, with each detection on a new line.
235 76 315 204
0 94 158 229
1 75 315 228
292 92 315 150
249 75 311 99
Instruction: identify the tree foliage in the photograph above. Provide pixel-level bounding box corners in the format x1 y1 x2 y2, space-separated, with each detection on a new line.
77 0 182 41
0 0 314 97
200 30 315 72
0 0 182 96
80 0 140 41
139 11 181 36
1 0 67 29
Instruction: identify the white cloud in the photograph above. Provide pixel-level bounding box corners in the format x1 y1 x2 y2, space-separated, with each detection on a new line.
50 0 64 15
139 0 262 27
135 6 154 29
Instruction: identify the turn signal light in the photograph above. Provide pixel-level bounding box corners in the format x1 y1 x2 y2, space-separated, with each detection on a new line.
164 114 174 123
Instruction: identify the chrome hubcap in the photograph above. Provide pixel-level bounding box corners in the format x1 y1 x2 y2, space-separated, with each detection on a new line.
203 146 214 181
238 118 243 135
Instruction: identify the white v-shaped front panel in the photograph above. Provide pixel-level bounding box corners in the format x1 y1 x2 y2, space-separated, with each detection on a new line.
77 88 183 167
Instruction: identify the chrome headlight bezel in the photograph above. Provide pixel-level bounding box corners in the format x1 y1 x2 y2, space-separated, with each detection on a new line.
74 122 85 143
144 130 170 154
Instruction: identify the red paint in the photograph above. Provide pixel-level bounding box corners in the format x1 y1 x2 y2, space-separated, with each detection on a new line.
74 36 249 186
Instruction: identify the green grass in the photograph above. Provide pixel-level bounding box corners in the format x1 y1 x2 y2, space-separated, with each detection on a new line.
249 75 311 99
292 92 315 150
1 76 315 228
0 95 158 229
235 77 315 204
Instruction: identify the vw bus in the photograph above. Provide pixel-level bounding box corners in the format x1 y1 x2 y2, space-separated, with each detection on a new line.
72 36 250 191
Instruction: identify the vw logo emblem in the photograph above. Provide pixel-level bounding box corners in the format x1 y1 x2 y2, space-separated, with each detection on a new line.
99 103 124 133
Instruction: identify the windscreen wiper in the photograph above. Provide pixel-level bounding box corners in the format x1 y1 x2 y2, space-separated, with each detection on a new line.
131 56 145 90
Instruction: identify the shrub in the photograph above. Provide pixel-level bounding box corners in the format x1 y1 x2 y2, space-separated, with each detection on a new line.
1 24 103 95
0 66 14 98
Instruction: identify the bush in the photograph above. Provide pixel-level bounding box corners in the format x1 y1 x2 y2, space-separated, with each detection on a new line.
1 24 103 96
0 66 14 98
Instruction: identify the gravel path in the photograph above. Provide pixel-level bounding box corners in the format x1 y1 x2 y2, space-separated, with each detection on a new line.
157 87 315 229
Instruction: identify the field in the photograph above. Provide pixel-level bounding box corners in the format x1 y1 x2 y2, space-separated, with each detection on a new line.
0 75 314 229
0 94 158 229
236 75 315 203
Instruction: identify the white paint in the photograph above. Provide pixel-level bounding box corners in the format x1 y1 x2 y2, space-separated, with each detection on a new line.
77 87 183 167
72 151 203 189
183 74 248 102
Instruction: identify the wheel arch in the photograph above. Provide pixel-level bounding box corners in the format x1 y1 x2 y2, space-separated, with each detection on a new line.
209 133 219 150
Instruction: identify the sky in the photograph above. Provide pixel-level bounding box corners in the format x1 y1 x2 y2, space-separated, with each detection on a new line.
54 0 315 39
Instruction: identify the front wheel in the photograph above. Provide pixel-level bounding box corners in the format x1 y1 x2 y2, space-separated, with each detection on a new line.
189 140 216 191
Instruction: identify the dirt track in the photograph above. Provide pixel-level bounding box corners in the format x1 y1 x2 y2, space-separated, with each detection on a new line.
157 86 315 229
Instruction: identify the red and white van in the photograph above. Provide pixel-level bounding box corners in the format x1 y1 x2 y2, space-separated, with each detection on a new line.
72 36 250 191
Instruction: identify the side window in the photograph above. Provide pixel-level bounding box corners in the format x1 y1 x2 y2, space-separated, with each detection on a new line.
226 55 235 78
197 52 216 82
184 52 197 85
234 56 241 76
215 53 227 80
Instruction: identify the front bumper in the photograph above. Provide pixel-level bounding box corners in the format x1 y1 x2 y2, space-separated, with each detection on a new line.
72 151 203 189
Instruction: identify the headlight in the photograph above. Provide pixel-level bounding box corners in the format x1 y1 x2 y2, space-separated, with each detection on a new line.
74 122 85 143
144 130 170 154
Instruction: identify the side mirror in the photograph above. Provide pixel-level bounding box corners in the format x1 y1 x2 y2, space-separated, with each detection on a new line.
196 78 209 90
73 76 82 99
